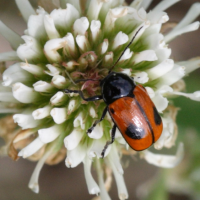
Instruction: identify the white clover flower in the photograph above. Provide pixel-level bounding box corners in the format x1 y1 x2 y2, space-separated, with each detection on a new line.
0 0 200 199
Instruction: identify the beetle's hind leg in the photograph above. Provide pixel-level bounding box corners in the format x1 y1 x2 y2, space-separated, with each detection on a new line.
101 124 117 158
87 106 108 134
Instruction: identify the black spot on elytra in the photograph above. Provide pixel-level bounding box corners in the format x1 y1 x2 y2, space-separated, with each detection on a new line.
110 108 115 114
125 124 145 139
153 106 162 125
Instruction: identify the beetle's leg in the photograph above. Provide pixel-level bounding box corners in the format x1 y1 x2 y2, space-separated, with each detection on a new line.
64 89 102 102
101 124 116 158
87 106 108 134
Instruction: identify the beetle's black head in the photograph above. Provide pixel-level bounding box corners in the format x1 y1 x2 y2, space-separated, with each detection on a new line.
101 72 136 105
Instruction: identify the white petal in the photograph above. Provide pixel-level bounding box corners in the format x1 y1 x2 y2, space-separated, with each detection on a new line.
90 20 101 43
0 92 18 103
140 0 153 10
15 0 36 22
147 59 174 80
38 124 63 143
2 63 32 87
142 143 184 168
108 156 128 200
13 113 39 129
27 9 47 40
134 72 149 84
74 112 85 129
67 98 79 115
44 37 67 63
60 0 81 13
0 51 19 62
28 148 53 193
50 91 68 106
99 39 109 55
108 144 124 175
20 62 44 76
33 81 54 93
88 123 103 139
73 17 89 36
145 87 155 98
45 64 62 76
88 138 111 159
121 69 131 76
119 48 133 62
64 128 84 150
89 107 97 118
17 36 43 62
152 93 168 113
65 143 87 168
172 91 200 101
157 65 185 87
64 33 77 57
50 107 67 124
52 75 70 89
18 137 45 158
153 0 180 12
147 11 169 24
165 21 200 43
32 105 51 120
44 15 60 39
83 156 100 195
112 31 128 50
12 83 40 103
130 0 143 9
76 35 90 52
134 50 157 64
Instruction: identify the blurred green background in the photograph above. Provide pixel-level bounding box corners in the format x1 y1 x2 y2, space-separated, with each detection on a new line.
0 0 200 200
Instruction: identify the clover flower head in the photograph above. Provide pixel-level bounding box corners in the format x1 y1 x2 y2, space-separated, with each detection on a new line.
0 0 200 199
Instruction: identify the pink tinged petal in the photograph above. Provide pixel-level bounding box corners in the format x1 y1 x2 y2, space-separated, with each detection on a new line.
134 72 149 84
74 112 85 130
44 64 62 76
17 36 43 62
64 128 84 150
51 3 80 31
50 107 67 124
112 31 129 50
28 147 54 193
73 17 89 36
44 15 60 39
65 143 87 168
108 144 124 175
90 20 101 43
50 91 68 106
18 137 45 158
51 75 70 89
15 0 36 22
96 159 112 200
0 92 18 103
27 7 47 40
33 81 55 93
83 157 100 195
12 83 40 103
152 0 180 12
119 48 133 62
157 65 185 87
38 124 63 143
13 114 39 129
141 143 184 168
20 62 44 76
87 0 104 21
44 37 67 63
2 63 32 86
88 138 111 159
32 105 51 120
0 51 19 62
134 50 157 64
104 7 128 35
152 93 168 113
108 157 129 200
147 59 174 80
165 21 200 43
0 21 23 50
88 123 103 139
76 35 91 52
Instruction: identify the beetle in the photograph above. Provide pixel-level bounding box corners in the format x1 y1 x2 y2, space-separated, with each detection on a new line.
64 27 163 157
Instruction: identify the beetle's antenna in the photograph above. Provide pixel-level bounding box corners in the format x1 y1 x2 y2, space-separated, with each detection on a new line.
108 26 143 73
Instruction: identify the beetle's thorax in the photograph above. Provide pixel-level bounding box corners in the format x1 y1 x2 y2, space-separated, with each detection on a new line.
101 72 136 104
